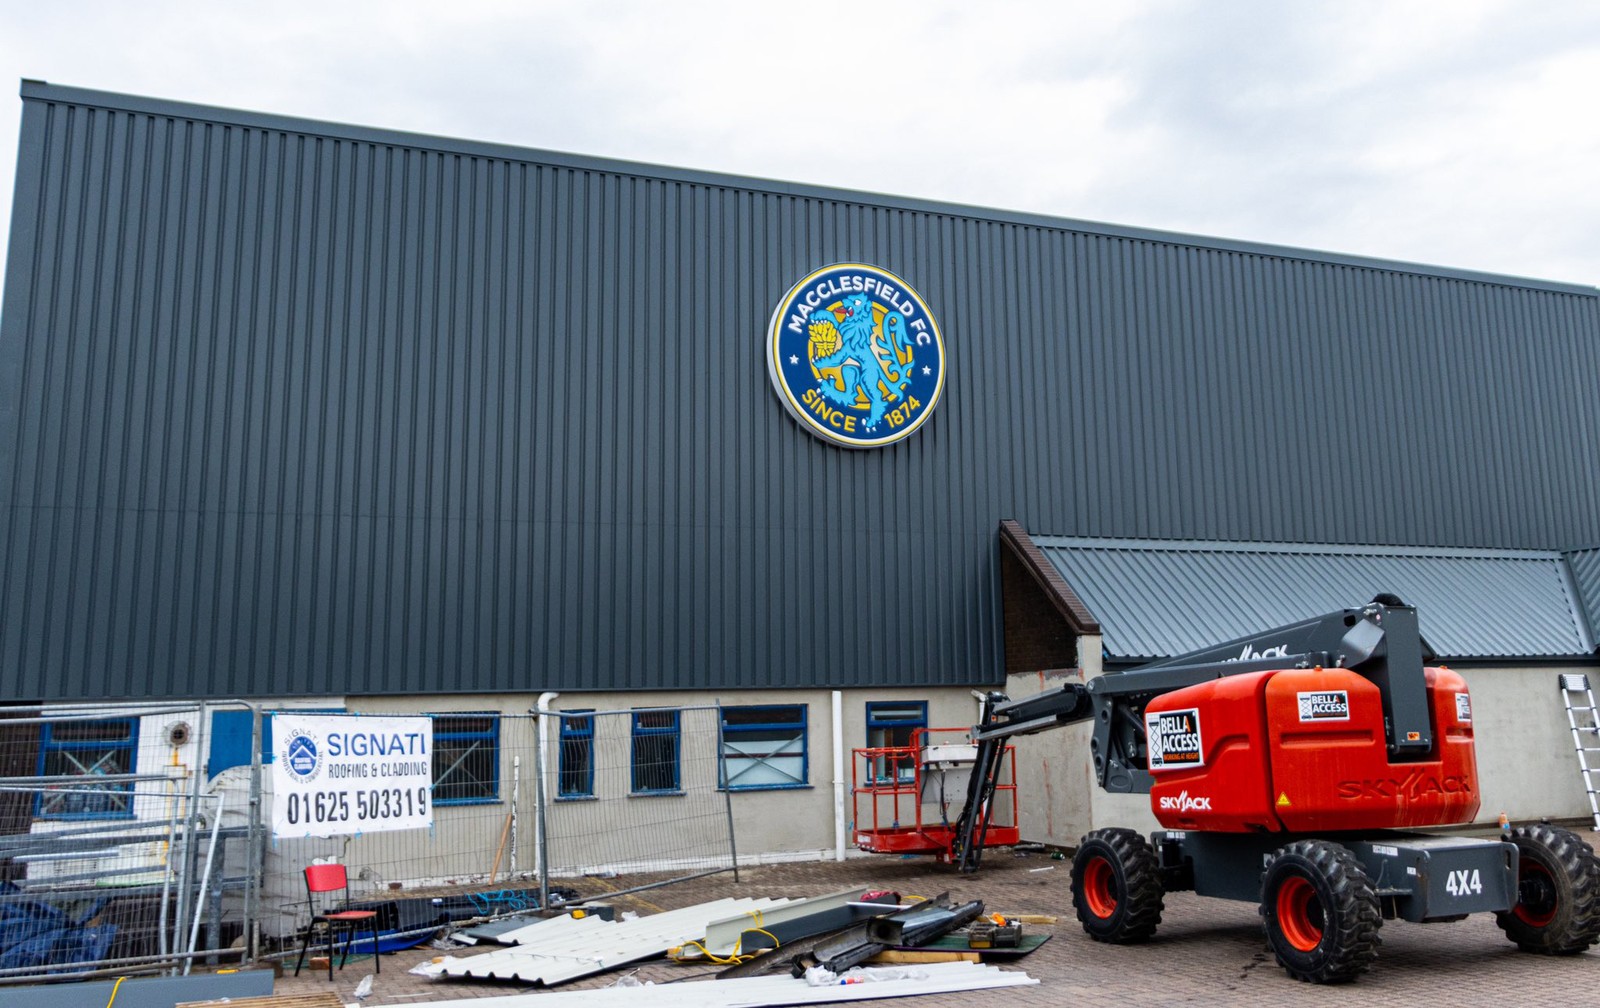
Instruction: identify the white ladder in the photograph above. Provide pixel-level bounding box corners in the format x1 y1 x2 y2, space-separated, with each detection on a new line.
1559 673 1600 830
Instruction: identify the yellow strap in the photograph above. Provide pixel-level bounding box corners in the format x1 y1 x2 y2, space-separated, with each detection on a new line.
668 927 782 965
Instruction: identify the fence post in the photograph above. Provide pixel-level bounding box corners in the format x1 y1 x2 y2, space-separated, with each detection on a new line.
716 704 740 883
533 708 551 911
173 706 206 972
183 700 211 975
511 754 520 879
158 767 183 961
246 701 263 963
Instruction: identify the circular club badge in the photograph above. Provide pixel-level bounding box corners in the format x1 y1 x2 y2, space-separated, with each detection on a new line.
767 263 946 448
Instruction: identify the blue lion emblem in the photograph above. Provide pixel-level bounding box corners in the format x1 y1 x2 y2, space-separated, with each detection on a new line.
807 293 915 431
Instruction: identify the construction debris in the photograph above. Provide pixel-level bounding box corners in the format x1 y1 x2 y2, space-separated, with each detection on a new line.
788 895 985 976
371 961 1037 1007
907 931 1052 959
413 897 793 986
404 880 1045 1001
967 916 1023 948
866 948 981 964
675 887 898 962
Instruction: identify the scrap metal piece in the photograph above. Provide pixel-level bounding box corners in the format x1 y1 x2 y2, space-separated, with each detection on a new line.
684 887 898 961
786 894 986 976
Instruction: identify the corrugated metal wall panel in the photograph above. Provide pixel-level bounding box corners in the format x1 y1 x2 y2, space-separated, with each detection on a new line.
3 85 1600 700
1035 538 1592 660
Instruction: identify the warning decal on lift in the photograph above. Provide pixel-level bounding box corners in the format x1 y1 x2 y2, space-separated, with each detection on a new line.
1455 692 1472 723
1296 690 1350 722
1146 708 1204 770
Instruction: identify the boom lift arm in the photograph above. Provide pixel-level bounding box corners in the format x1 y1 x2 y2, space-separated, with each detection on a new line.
950 598 1436 872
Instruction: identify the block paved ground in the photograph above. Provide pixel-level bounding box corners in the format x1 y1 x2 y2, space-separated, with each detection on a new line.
269 825 1600 1008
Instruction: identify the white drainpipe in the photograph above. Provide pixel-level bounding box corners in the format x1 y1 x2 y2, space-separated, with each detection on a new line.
832 690 846 861
535 691 560 882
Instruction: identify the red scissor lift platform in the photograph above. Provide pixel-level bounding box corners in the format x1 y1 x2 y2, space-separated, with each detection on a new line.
851 727 1021 862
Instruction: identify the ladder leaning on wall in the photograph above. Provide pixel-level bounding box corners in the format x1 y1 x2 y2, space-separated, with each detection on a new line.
1558 673 1600 830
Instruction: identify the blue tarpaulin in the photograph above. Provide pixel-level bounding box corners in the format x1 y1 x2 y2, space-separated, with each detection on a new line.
0 882 116 972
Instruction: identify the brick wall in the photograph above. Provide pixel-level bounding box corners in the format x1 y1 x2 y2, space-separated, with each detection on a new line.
1001 548 1078 673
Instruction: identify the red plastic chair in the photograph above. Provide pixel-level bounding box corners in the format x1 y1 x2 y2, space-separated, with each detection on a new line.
293 862 381 980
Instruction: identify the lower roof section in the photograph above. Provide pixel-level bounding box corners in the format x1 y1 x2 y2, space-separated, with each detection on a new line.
1025 535 1600 664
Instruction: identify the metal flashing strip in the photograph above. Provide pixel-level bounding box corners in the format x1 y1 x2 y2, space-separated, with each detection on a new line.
694 887 876 958
385 961 1038 1007
421 898 794 985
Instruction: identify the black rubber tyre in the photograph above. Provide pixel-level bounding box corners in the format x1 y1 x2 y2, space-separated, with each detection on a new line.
1070 827 1164 943
1259 839 1382 984
1495 823 1600 954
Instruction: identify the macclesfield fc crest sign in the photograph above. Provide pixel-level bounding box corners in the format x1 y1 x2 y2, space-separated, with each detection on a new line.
767 263 946 448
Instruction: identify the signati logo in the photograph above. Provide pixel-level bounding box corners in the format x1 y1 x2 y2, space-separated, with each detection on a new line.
766 263 946 448
282 729 322 783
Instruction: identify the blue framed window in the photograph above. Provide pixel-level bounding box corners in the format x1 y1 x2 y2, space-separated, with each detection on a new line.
630 709 680 794
866 701 927 783
558 710 595 799
432 714 499 805
37 719 139 820
719 705 808 790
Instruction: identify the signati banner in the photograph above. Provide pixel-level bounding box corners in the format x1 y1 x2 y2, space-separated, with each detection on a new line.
270 714 434 838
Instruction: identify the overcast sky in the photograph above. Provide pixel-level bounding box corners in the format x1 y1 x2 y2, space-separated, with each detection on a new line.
2 0 1599 298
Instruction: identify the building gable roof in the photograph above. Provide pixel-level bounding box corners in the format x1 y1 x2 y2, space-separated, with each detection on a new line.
1022 534 1598 664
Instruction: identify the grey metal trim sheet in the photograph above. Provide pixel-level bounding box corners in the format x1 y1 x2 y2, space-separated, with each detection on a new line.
1034 537 1596 660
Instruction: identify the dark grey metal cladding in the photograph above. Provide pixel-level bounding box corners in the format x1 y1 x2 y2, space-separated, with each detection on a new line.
4 82 1600 700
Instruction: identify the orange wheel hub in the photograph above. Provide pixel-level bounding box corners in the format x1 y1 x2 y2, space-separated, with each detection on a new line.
1275 875 1323 952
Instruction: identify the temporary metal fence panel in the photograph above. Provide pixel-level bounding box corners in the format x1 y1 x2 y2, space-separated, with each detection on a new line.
532 705 739 906
254 712 543 958
0 702 749 978
0 701 261 982
253 708 739 963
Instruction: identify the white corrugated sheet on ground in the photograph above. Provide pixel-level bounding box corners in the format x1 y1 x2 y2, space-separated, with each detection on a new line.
377 961 1038 1007
415 897 795 985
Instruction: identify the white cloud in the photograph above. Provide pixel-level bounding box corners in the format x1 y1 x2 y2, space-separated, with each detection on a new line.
0 0 1598 294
